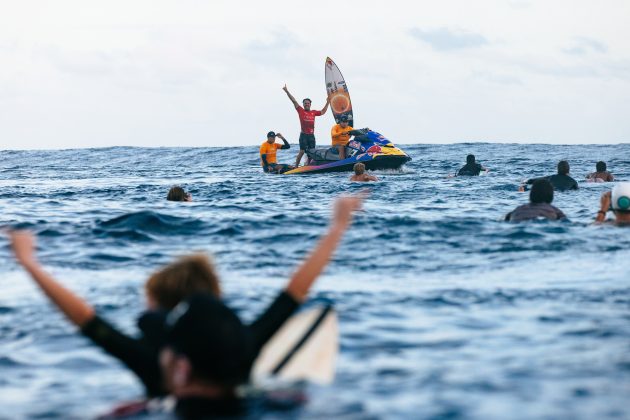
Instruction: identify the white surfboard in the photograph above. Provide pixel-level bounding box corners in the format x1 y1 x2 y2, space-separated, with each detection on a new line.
252 305 338 385
325 57 354 127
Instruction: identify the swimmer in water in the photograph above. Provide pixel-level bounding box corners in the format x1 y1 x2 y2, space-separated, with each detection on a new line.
8 193 364 417
594 182 630 226
349 163 378 182
456 154 488 176
520 160 578 192
586 161 614 183
167 186 192 202
505 179 567 222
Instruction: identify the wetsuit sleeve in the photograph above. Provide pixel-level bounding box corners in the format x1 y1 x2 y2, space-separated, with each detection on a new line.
557 209 567 219
261 154 268 166
81 315 163 397
505 212 512 221
248 291 300 352
279 139 290 150
571 178 579 190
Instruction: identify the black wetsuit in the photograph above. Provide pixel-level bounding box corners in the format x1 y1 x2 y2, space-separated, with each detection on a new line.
526 174 578 191
505 203 567 222
82 292 299 398
457 163 483 176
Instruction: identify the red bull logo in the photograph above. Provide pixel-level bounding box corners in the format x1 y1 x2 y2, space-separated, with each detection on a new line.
366 145 382 156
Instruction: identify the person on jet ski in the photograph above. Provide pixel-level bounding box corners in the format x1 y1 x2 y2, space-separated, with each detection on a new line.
331 116 354 160
260 131 293 174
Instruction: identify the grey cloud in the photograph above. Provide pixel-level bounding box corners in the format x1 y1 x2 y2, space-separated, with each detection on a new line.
409 27 489 51
562 37 607 55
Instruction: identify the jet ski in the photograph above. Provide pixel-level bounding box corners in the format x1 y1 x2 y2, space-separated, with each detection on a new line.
283 129 411 175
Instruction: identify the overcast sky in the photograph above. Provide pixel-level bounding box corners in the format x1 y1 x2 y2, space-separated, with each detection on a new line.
1 0 629 149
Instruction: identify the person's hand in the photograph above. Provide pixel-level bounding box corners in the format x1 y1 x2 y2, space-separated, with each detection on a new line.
332 193 366 228
276 133 283 138
9 230 37 266
283 84 288 92
600 191 612 212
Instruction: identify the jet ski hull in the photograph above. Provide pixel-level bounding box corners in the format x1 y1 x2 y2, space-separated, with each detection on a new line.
283 130 411 175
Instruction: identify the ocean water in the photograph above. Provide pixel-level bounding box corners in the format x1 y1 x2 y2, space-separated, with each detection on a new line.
0 143 629 419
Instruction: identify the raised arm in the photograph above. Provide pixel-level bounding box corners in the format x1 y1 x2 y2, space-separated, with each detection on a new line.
320 96 330 115
282 84 299 109
276 133 290 149
285 194 364 301
9 231 95 326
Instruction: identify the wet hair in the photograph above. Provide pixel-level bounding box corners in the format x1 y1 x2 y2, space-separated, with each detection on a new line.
353 162 365 175
167 186 189 202
146 254 221 310
530 179 554 204
557 160 570 175
302 98 312 104
466 154 476 165
596 161 607 172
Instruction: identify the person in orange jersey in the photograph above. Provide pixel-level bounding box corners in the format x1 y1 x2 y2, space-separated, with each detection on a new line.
260 131 293 174
331 115 355 160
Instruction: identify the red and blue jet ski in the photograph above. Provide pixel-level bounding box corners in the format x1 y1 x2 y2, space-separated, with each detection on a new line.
283 129 411 175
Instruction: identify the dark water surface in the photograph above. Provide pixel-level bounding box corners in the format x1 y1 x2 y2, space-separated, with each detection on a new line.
1 143 629 419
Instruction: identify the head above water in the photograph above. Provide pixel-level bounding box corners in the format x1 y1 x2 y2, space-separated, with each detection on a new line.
596 161 607 172
167 186 191 202
353 162 365 175
530 179 554 204
557 160 570 175
466 154 476 165
146 254 221 310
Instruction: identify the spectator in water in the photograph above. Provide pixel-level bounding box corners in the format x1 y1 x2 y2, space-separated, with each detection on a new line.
167 186 192 202
506 179 567 222
586 161 614 183
594 182 630 226
349 163 378 182
8 193 364 417
521 160 578 192
457 154 488 176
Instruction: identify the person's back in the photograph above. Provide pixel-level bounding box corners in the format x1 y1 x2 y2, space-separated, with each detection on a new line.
457 154 485 176
506 179 566 222
547 174 578 191
587 161 614 182
525 160 578 191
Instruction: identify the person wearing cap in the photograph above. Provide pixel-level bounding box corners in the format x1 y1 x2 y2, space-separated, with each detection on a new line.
331 115 354 160
260 131 292 173
586 161 614 183
505 179 567 222
520 160 578 192
7 193 365 416
595 182 630 225
282 84 330 167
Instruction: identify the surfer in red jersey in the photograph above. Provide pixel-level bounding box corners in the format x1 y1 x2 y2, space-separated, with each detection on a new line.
282 84 330 167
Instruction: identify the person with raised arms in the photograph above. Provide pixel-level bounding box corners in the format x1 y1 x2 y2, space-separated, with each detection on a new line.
282 84 330 167
595 182 630 226
7 193 364 418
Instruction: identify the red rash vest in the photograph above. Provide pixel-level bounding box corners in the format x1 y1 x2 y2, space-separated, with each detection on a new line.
296 106 322 134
